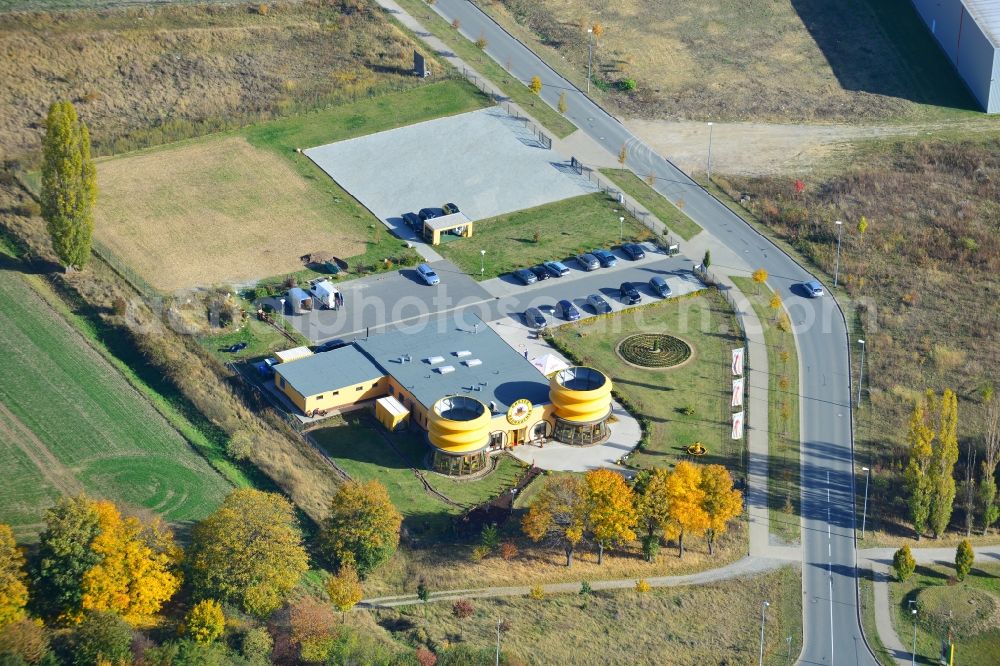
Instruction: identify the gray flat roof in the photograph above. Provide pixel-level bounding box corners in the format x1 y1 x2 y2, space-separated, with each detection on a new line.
964 0 1000 47
425 212 471 231
275 345 384 398
356 315 551 413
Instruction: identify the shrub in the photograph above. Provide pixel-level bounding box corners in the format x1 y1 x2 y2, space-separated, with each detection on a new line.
240 627 273 664
635 579 651 594
68 611 132 666
451 599 474 619
680 406 696 417
475 35 488 50
416 647 437 666
480 525 500 552
499 542 518 561
955 540 974 581
618 78 637 91
579 581 592 596
470 545 491 561
529 585 545 600
0 619 50 664
182 600 225 643
892 546 915 582
451 19 460 29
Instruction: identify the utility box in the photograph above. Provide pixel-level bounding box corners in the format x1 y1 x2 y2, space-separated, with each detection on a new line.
414 50 430 78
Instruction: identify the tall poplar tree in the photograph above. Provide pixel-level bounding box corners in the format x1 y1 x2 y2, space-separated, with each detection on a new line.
928 389 959 538
41 101 96 270
904 393 934 540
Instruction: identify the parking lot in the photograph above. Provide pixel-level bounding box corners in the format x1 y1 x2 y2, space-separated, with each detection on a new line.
282 242 703 343
303 107 595 224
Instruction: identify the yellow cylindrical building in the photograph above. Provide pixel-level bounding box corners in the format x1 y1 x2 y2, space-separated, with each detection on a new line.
428 396 491 476
549 367 613 446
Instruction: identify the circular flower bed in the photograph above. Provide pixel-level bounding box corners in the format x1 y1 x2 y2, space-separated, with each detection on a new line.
916 585 998 638
617 333 692 369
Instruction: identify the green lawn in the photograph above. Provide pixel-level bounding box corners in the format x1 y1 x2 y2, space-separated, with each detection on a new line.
600 169 702 240
309 415 525 536
0 262 232 539
393 0 577 139
888 562 1000 665
731 277 801 544
548 291 742 475
436 193 653 280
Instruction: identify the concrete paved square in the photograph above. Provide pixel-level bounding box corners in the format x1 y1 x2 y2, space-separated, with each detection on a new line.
304 107 595 222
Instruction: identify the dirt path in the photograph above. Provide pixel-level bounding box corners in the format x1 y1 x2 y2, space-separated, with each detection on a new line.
0 401 84 496
623 118 1000 176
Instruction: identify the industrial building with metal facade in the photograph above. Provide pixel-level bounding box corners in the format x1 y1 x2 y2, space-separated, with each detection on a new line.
273 317 614 476
911 0 1000 113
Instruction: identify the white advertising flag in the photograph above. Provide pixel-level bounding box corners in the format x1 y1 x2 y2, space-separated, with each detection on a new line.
731 411 744 440
732 347 744 376
732 377 744 408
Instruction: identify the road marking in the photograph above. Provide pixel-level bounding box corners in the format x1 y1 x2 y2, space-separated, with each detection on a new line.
829 566 835 664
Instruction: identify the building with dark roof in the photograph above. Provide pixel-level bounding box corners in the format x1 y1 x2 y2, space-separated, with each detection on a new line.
272 316 613 476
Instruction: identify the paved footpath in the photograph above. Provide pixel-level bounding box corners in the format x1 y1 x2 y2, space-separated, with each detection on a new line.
361 554 794 608
859 545 1000 665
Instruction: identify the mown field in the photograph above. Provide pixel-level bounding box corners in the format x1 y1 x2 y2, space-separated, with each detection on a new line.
94 79 488 290
548 290 742 476
375 565 802 665
0 263 232 539
436 192 651 280
483 0 981 123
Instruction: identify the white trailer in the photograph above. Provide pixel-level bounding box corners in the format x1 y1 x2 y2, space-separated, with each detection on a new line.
308 278 343 310
286 287 313 314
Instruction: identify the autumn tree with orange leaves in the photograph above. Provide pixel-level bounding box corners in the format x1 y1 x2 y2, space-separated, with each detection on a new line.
0 524 28 627
585 469 637 564
522 475 588 566
700 465 743 555
666 462 710 558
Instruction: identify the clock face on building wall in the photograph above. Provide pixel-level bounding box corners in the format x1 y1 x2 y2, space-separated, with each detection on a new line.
506 399 533 425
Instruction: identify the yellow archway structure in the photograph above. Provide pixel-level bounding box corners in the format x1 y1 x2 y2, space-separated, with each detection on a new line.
428 396 491 475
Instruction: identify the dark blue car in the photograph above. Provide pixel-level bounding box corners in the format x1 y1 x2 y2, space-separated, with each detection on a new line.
556 299 581 321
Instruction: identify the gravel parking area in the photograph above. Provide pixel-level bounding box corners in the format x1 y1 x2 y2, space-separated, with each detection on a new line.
304 107 595 222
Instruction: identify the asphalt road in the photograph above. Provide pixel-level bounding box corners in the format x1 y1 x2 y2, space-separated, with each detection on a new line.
426 1 871 663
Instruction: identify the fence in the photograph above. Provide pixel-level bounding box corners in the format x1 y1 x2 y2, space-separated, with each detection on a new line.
577 161 681 250
91 238 161 300
462 66 552 150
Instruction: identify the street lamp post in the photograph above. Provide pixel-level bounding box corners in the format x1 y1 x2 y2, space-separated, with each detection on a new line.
707 122 714 181
586 28 594 94
758 600 770 666
480 249 486 276
857 339 866 408
495 616 502 666
619 216 625 244
861 466 871 539
785 636 792 666
909 601 918 666
834 220 844 287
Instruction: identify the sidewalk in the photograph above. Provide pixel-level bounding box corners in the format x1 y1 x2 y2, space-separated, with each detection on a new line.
859 545 1000 665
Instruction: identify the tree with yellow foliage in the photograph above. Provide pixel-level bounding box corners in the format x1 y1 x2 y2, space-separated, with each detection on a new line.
634 468 675 561
529 75 542 95
0 524 28 627
182 600 224 643
326 564 363 617
80 502 182 625
905 392 936 539
751 268 768 295
591 22 604 38
188 489 309 617
522 475 588 566
699 465 743 555
320 480 402 578
665 462 709 558
585 469 636 564
769 292 782 322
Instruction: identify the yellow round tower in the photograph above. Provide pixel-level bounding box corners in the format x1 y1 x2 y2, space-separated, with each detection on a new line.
427 396 491 475
548 367 613 445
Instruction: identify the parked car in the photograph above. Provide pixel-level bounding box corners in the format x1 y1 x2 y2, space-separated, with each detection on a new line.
619 281 641 305
523 307 547 330
254 357 278 378
530 264 552 281
418 207 442 221
592 248 618 268
416 263 440 285
402 212 422 230
543 260 570 277
586 293 612 314
513 268 538 285
442 202 460 215
804 280 824 298
575 253 600 271
621 243 646 260
315 339 349 353
555 299 581 321
649 276 672 298
225 341 248 353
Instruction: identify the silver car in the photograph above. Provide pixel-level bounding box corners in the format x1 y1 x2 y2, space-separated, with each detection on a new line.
576 253 600 271
586 293 612 314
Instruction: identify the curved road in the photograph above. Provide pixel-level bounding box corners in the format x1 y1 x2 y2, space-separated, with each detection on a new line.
416 2 873 664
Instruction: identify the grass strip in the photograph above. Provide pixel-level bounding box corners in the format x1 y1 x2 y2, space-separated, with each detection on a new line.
600 168 702 240
731 277 800 544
